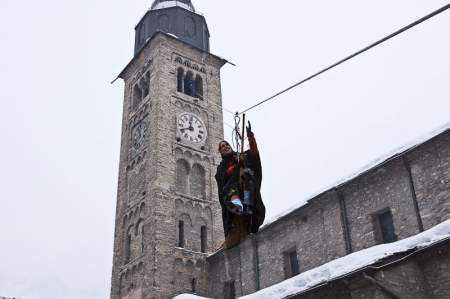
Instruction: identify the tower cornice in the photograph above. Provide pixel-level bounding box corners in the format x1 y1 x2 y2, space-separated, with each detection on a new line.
117 31 228 81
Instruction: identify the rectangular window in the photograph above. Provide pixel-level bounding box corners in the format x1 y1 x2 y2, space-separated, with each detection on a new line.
224 280 236 299
284 249 300 278
201 226 207 253
178 221 185 248
373 208 397 244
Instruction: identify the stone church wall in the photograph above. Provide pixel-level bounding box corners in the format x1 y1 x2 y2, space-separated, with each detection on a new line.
407 131 450 230
207 129 449 298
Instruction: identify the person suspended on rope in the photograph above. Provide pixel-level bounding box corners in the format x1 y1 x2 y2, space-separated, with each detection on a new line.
215 121 266 249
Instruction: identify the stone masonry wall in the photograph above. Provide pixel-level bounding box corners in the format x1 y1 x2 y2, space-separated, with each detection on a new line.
207 129 449 299
291 240 450 299
111 32 226 299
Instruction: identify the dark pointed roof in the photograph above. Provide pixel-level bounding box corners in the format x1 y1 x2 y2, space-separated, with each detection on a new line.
151 0 196 12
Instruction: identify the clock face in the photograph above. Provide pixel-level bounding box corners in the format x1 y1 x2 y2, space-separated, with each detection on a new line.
177 113 207 144
132 121 148 149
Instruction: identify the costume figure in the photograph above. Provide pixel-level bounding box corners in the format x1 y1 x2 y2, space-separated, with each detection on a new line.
215 123 266 249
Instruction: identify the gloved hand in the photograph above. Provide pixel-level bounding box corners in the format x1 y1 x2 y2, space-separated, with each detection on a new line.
246 121 253 137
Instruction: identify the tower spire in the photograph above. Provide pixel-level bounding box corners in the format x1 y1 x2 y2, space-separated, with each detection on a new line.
134 0 209 54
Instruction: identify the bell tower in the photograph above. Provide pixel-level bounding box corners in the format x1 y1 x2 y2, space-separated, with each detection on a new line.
110 1 227 298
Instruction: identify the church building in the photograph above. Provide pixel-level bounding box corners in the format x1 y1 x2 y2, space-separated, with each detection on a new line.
110 1 450 299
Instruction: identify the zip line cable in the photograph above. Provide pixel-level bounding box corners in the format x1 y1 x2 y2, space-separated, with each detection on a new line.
206 98 236 116
238 4 450 115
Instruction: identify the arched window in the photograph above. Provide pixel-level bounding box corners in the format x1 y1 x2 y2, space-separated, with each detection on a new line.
125 226 134 264
200 225 207 253
177 68 184 93
190 164 205 199
178 220 185 248
191 278 197 293
141 72 150 98
176 159 189 194
195 75 203 99
184 71 195 97
133 84 142 110
136 219 145 254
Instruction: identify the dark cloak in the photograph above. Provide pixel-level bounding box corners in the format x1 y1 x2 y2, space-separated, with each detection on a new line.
215 150 266 237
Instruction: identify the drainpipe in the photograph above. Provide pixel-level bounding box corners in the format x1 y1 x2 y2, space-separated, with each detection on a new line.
252 235 261 291
402 156 424 232
336 189 353 254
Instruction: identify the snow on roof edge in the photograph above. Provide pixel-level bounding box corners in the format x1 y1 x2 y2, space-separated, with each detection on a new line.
261 122 450 229
240 220 450 299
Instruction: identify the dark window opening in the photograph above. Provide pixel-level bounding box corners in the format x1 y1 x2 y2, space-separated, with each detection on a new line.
373 208 397 244
178 221 185 248
141 72 150 98
133 84 142 110
284 249 300 278
125 233 132 263
224 280 236 299
177 68 184 92
184 71 196 97
200 226 207 253
195 75 203 99
191 278 197 293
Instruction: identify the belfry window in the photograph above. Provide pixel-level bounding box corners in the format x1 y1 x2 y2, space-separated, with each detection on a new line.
200 225 207 253
177 68 184 92
141 72 150 98
133 84 142 110
195 75 203 99
178 220 185 248
184 71 195 97
177 68 203 99
132 71 150 110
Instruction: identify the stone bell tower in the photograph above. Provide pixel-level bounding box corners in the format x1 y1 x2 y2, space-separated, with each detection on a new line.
110 1 227 298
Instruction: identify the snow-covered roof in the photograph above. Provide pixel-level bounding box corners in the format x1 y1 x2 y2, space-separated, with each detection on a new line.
151 0 195 12
262 122 450 229
241 220 450 299
174 220 450 299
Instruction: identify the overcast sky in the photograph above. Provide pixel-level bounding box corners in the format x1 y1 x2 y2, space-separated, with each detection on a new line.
0 1 449 298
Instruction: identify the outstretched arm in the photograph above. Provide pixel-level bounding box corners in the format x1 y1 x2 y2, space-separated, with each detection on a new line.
246 121 259 156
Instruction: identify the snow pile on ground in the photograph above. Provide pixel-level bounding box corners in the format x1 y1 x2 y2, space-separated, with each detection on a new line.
152 1 194 12
241 219 450 299
173 295 210 299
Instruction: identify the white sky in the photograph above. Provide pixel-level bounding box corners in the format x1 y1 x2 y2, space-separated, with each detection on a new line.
0 1 449 298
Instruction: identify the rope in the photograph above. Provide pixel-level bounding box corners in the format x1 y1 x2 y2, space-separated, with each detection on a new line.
238 4 450 115
232 114 242 162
